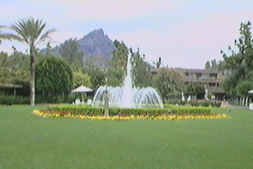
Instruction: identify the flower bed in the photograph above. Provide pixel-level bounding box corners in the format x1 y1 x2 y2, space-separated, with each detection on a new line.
33 109 229 121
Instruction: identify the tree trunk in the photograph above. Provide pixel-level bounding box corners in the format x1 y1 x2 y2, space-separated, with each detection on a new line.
30 48 35 106
246 97 249 106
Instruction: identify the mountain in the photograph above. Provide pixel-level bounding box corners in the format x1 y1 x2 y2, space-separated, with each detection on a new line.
78 29 115 59
46 29 116 68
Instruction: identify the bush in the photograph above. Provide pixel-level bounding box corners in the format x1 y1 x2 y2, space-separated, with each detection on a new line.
35 56 73 103
49 105 211 116
0 96 29 105
36 95 75 104
164 100 221 107
49 104 104 115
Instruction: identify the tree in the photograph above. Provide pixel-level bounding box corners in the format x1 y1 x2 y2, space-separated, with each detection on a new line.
35 56 73 102
221 21 253 104
152 68 185 100
205 61 211 69
153 57 162 68
73 72 92 88
0 17 56 106
185 82 205 98
12 70 30 96
106 40 128 86
86 68 106 89
7 51 30 71
59 38 84 71
0 26 3 44
131 49 152 87
205 59 225 72
0 52 8 68
0 52 29 93
235 81 253 98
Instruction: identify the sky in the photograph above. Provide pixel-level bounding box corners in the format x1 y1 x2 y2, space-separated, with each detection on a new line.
1 0 253 69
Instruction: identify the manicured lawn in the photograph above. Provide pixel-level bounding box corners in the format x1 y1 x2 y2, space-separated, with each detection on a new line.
0 105 253 169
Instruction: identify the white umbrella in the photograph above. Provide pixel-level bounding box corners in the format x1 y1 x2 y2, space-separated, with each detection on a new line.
249 90 253 94
72 85 93 103
72 85 93 93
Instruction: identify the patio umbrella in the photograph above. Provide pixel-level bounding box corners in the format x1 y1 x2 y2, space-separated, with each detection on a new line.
72 85 93 103
72 85 93 93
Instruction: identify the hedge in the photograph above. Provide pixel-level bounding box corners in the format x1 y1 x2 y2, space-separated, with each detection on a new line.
0 96 29 105
49 104 211 116
164 100 221 107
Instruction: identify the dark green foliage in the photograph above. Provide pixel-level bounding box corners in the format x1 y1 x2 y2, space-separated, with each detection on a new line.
0 52 8 68
222 21 253 98
185 82 204 96
235 80 253 97
49 104 104 115
0 52 16 84
152 68 185 99
0 96 29 105
131 49 152 87
106 40 128 86
164 100 221 107
106 75 122 87
153 57 162 68
205 61 211 69
0 52 30 96
205 59 225 72
59 38 84 71
36 95 71 104
7 52 30 71
73 72 92 88
86 68 106 89
35 56 73 102
49 105 211 116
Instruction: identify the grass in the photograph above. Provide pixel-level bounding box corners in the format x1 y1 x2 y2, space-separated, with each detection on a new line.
0 105 253 169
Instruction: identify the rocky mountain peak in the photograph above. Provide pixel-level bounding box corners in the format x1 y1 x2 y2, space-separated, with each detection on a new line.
47 29 116 68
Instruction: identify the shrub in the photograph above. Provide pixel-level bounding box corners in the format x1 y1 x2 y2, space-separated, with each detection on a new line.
49 105 104 115
36 95 73 104
0 96 29 105
49 105 211 116
35 56 73 103
164 100 221 107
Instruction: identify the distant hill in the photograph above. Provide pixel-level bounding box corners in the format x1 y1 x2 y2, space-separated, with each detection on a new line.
78 29 115 59
46 29 116 68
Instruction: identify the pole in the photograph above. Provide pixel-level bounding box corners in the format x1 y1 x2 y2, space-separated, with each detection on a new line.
104 88 109 116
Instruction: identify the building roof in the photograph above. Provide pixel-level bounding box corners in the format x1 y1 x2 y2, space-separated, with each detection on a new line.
151 68 222 74
0 83 22 88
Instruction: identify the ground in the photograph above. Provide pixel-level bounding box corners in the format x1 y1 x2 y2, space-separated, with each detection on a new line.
0 105 252 169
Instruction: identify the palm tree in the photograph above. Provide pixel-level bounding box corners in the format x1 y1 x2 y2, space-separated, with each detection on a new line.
0 18 56 106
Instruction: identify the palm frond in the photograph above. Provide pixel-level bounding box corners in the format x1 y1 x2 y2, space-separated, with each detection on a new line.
3 17 56 51
36 28 57 45
0 33 23 42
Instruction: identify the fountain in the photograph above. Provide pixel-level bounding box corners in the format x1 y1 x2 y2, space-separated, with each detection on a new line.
92 54 164 109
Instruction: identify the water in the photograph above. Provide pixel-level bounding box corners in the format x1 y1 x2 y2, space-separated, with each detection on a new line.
92 54 164 109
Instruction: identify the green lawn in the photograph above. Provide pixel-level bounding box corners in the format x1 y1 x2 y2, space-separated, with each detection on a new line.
0 106 253 169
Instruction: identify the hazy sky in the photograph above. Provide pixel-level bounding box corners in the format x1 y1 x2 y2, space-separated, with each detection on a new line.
1 0 253 69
